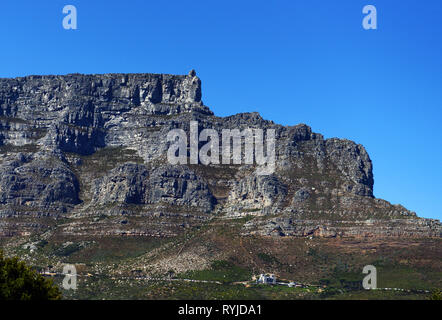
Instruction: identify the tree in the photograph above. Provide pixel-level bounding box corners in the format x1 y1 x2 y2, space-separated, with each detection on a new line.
0 250 62 300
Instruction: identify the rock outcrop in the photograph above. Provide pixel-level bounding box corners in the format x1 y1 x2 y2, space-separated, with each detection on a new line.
0 71 439 238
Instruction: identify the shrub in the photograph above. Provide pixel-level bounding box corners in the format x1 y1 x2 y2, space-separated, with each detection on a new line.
0 251 62 300
429 289 442 300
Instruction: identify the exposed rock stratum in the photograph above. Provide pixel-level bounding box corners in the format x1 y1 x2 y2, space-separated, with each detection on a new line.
0 70 440 239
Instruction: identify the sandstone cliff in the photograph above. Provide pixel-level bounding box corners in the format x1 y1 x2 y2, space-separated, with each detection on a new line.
0 70 440 238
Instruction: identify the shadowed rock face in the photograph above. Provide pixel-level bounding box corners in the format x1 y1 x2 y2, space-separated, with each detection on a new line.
0 71 440 238
90 163 149 206
90 163 215 211
0 152 80 216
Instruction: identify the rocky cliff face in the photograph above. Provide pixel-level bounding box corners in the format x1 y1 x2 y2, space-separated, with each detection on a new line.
0 70 440 238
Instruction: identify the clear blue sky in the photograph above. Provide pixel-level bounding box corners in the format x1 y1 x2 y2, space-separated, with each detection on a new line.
1 0 441 220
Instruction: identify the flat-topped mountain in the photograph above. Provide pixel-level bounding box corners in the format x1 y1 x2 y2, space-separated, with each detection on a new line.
0 70 440 239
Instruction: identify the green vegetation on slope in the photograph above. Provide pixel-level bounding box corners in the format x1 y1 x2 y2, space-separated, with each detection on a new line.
0 250 61 300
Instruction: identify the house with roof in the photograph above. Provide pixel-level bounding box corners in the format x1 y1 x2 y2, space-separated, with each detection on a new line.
256 273 276 284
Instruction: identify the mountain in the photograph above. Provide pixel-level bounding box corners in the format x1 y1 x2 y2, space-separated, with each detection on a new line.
0 70 439 237
0 70 440 299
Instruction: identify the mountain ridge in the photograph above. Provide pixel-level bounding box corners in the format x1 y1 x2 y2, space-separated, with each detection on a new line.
0 70 440 239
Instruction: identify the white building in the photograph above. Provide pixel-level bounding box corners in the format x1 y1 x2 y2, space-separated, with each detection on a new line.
257 274 276 284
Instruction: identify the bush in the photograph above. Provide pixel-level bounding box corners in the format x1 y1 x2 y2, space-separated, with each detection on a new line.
0 251 62 300
429 289 442 300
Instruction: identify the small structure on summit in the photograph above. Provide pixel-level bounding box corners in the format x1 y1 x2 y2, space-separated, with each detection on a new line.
188 69 196 77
